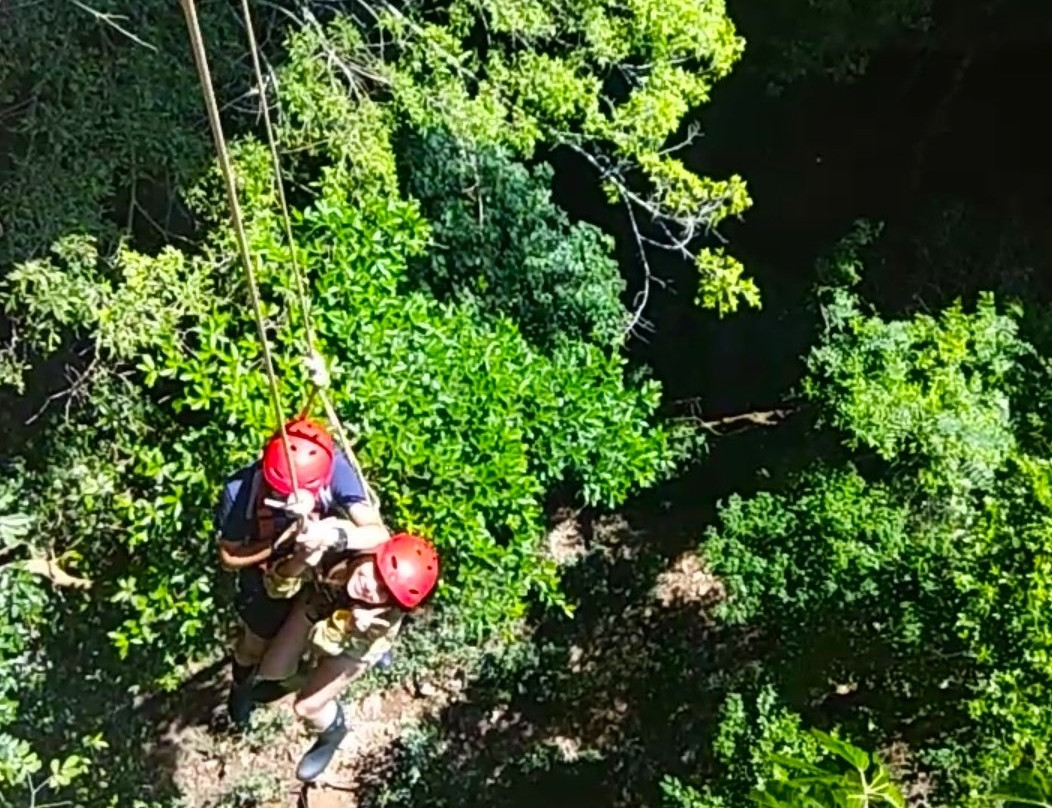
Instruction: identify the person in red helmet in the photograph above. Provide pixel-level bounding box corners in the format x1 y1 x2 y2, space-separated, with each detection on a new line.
214 417 389 726
254 531 440 781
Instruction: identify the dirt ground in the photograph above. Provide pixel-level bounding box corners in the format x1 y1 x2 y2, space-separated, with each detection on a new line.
157 512 722 808
168 674 455 807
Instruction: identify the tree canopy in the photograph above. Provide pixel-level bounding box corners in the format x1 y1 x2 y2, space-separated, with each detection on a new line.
1 0 1049 806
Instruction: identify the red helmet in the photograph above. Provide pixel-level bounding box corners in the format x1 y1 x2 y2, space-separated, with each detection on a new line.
376 533 440 609
261 417 335 496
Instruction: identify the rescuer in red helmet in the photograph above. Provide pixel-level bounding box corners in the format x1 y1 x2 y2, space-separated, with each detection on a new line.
214 416 388 726
254 530 440 781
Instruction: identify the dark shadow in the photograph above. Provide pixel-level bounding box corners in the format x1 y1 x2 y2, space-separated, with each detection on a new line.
548 0 1052 416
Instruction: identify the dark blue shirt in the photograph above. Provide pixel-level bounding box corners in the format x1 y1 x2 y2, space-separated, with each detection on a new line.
214 449 369 543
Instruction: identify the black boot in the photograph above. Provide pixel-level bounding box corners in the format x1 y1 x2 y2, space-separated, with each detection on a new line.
227 660 257 728
295 704 348 782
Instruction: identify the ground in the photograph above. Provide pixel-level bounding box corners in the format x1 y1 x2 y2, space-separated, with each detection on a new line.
158 510 724 808
168 674 452 807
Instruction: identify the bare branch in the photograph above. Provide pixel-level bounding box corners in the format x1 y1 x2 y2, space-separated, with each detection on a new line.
656 122 703 157
622 195 656 340
65 0 157 51
15 556 93 589
25 354 100 426
674 406 796 436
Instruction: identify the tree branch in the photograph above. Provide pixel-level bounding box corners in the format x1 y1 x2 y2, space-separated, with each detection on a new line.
673 404 797 436
12 556 93 589
65 0 157 51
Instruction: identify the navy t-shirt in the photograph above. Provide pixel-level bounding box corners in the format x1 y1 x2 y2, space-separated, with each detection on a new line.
214 449 370 543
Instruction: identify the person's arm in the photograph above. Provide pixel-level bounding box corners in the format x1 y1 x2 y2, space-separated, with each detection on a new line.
263 546 313 600
218 536 274 570
269 545 313 581
328 451 389 551
309 607 402 662
291 503 389 557
215 475 272 570
341 502 389 550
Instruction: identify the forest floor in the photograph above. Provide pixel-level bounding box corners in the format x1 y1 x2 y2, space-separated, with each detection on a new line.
148 509 723 808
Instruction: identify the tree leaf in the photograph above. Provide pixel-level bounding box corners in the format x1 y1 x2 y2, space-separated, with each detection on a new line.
810 729 869 771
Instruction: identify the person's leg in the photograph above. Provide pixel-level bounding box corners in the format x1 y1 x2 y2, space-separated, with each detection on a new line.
249 596 313 704
256 597 313 682
233 624 268 666
229 569 294 725
293 654 368 781
228 623 268 726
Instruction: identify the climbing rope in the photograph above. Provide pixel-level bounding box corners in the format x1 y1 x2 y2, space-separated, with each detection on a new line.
177 0 302 498
238 0 381 509
237 0 316 351
183 0 380 509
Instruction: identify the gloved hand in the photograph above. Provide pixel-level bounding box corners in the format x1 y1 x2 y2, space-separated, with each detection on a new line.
296 543 327 568
295 516 349 555
304 351 330 389
297 517 332 550
263 489 316 520
284 489 316 519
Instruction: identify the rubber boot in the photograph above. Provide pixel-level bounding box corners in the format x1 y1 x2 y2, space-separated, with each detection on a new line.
295 704 348 782
227 661 257 728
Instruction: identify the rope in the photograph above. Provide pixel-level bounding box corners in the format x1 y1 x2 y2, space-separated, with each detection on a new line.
238 0 317 352
319 388 381 509
177 0 300 496
238 0 381 510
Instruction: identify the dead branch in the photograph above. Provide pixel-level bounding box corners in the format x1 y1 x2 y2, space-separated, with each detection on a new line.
25 353 100 426
17 556 93 589
675 406 797 436
66 0 157 51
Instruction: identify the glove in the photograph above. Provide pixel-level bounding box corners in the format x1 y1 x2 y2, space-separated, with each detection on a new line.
263 489 316 519
296 516 347 553
300 545 326 568
284 489 316 519
304 351 330 389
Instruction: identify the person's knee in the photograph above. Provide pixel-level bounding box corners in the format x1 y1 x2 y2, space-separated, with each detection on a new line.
293 692 326 722
234 628 268 665
258 659 299 682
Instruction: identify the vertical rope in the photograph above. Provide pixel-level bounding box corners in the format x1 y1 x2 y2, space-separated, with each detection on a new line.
238 0 318 351
319 388 381 509
238 0 380 510
178 0 299 495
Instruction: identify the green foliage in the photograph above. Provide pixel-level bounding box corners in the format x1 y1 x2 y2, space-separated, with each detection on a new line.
402 130 627 349
387 0 743 158
751 731 906 808
705 468 912 631
383 0 756 310
994 770 1052 808
211 772 284 808
1 236 210 391
805 287 1022 496
711 687 822 797
662 775 716 808
0 0 241 264
695 248 761 317
0 4 710 802
661 688 824 808
155 162 688 635
0 0 752 803
703 265 1052 803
